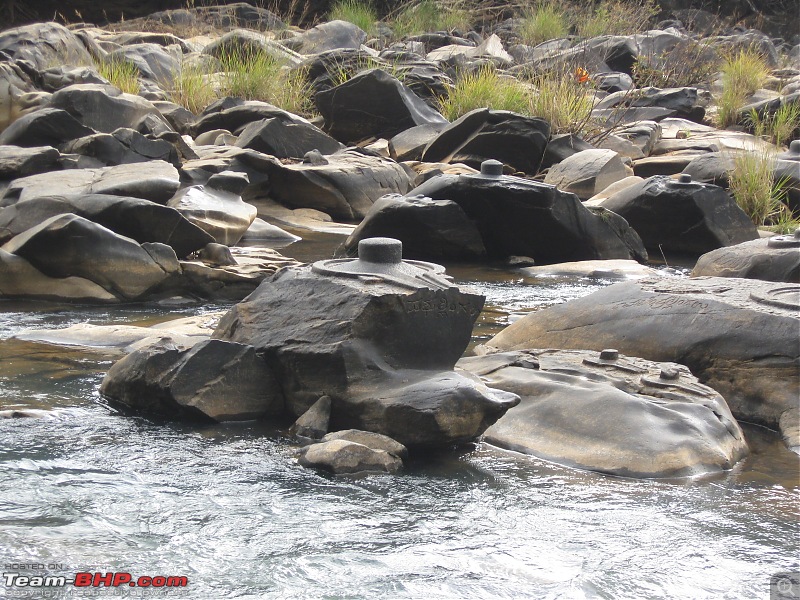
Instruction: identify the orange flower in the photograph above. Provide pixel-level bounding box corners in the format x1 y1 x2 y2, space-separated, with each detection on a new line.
575 67 590 84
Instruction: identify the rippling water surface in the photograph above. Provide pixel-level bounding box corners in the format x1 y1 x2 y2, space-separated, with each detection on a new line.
0 234 797 599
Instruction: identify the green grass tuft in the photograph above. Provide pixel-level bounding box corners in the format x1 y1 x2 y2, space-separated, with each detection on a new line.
438 67 531 121
728 150 794 228
717 49 770 127
517 3 568 47
391 0 472 38
96 57 140 95
746 103 800 148
528 71 595 135
329 0 377 34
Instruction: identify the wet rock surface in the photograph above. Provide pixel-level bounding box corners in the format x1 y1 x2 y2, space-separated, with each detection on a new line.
459 349 748 478
692 233 800 283
485 276 800 451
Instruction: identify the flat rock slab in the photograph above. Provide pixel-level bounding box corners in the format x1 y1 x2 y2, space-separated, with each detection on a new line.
459 349 748 478
520 259 666 280
485 276 800 450
2 161 180 205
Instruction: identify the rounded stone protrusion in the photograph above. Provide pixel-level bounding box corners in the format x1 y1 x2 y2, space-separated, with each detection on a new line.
600 349 619 360
660 368 680 380
678 174 692 184
480 159 504 177
767 227 800 248
358 237 403 264
790 140 800 153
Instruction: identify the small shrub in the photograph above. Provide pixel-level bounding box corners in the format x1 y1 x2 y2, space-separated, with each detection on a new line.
439 67 531 121
391 0 472 37
96 57 140 95
717 49 769 127
528 71 595 135
329 0 377 33
632 40 720 88
746 103 800 147
517 3 568 46
728 150 792 227
169 63 217 114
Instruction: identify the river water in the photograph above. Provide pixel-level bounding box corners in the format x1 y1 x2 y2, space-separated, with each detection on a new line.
0 233 797 600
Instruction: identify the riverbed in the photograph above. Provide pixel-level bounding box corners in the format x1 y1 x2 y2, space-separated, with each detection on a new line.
0 233 797 599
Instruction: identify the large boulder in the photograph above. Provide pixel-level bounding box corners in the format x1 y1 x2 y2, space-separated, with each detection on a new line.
600 174 759 256
100 339 284 421
692 233 800 283
167 171 257 246
63 128 180 167
315 69 448 144
484 276 800 451
0 194 214 257
1 213 177 299
459 349 748 478
0 108 94 148
0 23 94 70
593 87 708 123
285 20 367 54
408 161 647 264
543 148 631 200
421 108 550 175
233 117 342 158
251 148 413 221
210 238 519 447
192 100 315 138
343 194 486 262
0 145 60 179
105 43 180 87
47 84 172 134
2 160 180 205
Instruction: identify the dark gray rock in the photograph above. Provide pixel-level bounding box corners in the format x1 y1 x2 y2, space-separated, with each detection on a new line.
692 235 800 283
600 175 759 256
422 108 551 175
343 194 486 261
409 164 647 263
298 439 402 474
460 349 748 478
197 242 236 267
593 87 707 123
485 276 800 451
543 148 631 200
47 84 172 135
202 29 302 67
0 193 213 257
2 161 181 205
105 44 179 87
192 100 311 137
211 239 519 446
540 134 594 170
315 69 448 144
0 146 60 179
290 395 331 439
63 128 179 167
285 20 367 54
1 214 176 299
388 123 447 162
253 148 413 221
100 338 284 421
234 117 342 158
0 23 93 70
0 108 94 148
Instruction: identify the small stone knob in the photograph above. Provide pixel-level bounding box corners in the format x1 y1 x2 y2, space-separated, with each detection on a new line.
660 368 680 380
599 349 619 360
795 227 800 240
790 139 800 153
678 173 692 184
480 159 504 177
358 238 402 264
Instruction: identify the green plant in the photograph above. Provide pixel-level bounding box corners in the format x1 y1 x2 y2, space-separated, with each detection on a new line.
95 57 140 95
528 71 596 135
169 63 217 114
517 2 568 46
391 0 472 37
717 49 769 127
746 103 800 147
329 0 377 33
728 150 793 227
438 67 531 121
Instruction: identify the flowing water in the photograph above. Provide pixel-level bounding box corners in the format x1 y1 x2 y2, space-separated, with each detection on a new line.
0 233 797 600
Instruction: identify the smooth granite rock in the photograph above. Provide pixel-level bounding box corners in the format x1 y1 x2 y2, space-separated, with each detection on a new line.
692 235 800 283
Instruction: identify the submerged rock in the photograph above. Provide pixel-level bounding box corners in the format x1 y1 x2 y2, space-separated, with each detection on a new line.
485 276 800 451
460 349 748 478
